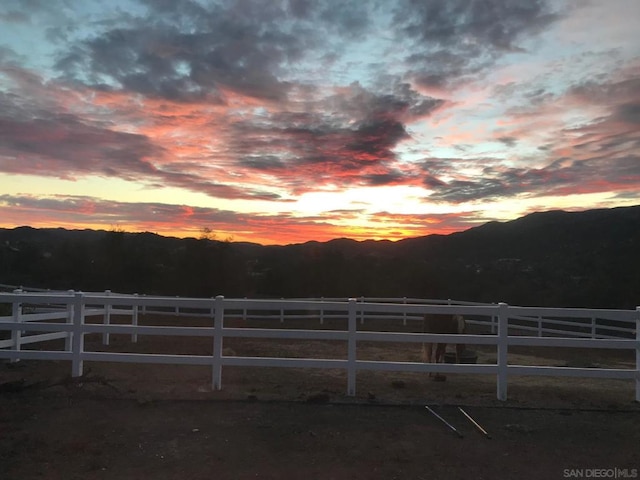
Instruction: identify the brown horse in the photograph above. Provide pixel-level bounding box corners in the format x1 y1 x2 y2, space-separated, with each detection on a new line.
421 314 466 379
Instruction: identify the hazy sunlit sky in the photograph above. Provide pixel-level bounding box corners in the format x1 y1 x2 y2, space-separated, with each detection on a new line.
1 0 639 245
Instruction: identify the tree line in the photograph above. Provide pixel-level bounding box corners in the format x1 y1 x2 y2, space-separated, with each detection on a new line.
1 205 639 308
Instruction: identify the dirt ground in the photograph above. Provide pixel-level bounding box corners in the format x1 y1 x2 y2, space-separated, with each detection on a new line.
1 314 639 479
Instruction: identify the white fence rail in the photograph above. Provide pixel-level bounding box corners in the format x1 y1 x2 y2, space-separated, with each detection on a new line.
132 295 637 339
0 290 638 401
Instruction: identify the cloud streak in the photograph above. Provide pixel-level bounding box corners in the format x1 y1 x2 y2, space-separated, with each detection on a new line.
0 193 475 244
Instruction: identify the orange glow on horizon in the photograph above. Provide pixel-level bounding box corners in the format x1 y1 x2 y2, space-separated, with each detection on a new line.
0 216 453 245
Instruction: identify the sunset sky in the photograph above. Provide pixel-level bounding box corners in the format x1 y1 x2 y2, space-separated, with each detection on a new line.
1 0 639 245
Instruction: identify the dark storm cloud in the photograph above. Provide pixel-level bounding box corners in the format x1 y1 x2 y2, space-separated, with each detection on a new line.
0 96 163 180
424 156 640 203
232 82 443 186
363 81 446 120
561 75 640 151
0 10 30 23
0 46 22 65
569 77 640 105
565 76 640 134
54 1 311 102
231 113 408 172
345 119 409 161
315 1 371 38
51 0 376 104
407 48 494 88
612 190 640 201
615 103 640 124
226 118 411 190
497 136 518 147
1 0 65 22
0 76 278 201
363 171 409 186
394 0 561 87
395 0 559 51
423 174 447 189
238 155 287 170
427 177 508 202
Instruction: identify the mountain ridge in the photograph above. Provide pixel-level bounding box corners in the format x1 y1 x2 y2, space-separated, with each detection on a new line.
1 205 639 308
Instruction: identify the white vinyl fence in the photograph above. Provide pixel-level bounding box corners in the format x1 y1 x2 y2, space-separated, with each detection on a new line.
1 290 638 401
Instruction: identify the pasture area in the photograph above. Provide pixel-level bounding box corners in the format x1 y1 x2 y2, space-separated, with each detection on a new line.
1 311 639 479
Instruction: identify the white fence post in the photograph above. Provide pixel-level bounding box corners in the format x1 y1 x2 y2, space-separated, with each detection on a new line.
132 294 139 343
402 297 407 326
65 290 74 351
212 295 224 390
490 303 497 335
347 298 357 396
359 296 365 325
497 302 509 401
243 297 247 322
71 292 85 377
537 316 542 337
280 299 284 324
636 307 640 402
10 289 22 363
102 290 111 345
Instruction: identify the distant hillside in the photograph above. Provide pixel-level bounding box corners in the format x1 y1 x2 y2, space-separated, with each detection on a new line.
1 205 639 308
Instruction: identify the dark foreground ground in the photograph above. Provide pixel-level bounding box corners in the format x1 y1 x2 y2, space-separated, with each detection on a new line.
1 360 639 480
1 324 639 480
1 391 639 480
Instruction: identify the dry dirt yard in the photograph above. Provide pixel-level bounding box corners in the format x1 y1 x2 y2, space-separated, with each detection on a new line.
1 314 639 479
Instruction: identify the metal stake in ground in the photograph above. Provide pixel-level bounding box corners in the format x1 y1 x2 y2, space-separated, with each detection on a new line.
458 407 491 439
425 406 464 438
